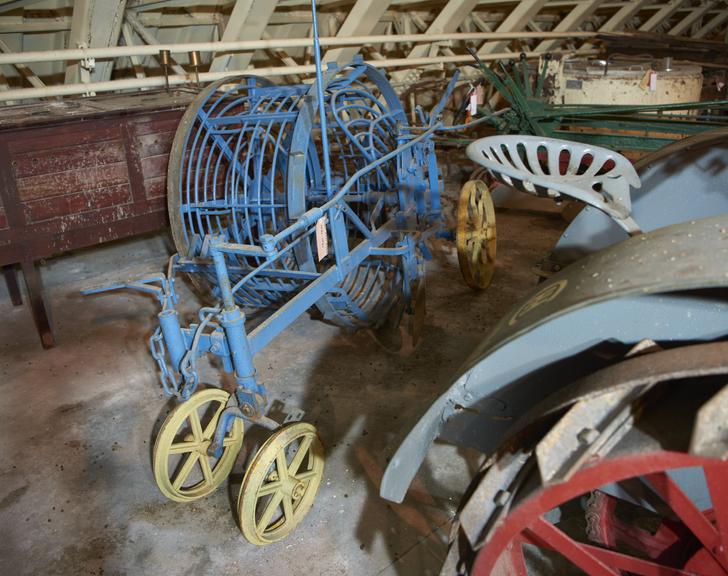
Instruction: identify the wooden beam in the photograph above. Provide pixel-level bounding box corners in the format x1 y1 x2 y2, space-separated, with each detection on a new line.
121 21 147 80
0 0 46 13
125 10 186 75
209 0 279 73
693 8 728 38
478 0 549 54
0 37 45 89
598 0 653 32
668 1 715 36
536 0 606 52
638 0 687 31
323 0 392 64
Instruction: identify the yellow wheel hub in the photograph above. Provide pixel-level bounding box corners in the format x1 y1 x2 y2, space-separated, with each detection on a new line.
153 388 244 502
457 179 497 290
238 422 324 545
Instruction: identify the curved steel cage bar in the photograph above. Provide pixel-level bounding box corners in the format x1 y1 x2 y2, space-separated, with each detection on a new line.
169 64 439 329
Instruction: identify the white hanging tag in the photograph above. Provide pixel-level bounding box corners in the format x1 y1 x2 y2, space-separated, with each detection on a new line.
469 91 478 115
649 71 657 92
315 216 328 261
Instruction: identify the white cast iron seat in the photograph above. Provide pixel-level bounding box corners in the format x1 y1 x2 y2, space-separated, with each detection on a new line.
466 135 642 234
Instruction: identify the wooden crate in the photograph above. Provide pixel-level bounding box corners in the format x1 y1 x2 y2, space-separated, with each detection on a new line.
0 89 196 348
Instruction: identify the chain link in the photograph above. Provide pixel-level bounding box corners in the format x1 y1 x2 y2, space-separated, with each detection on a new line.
149 327 180 397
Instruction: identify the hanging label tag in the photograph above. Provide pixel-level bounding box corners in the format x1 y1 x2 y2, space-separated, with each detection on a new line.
475 84 484 105
469 91 478 115
649 71 657 92
315 216 328 262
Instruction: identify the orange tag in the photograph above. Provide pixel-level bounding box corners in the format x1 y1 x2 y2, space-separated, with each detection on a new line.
315 216 328 261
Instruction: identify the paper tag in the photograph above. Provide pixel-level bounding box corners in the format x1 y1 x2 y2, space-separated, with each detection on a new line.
469 91 478 115
315 216 328 262
649 71 657 92
475 84 484 105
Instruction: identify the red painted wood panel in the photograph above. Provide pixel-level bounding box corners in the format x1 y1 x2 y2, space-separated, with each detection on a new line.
0 90 194 267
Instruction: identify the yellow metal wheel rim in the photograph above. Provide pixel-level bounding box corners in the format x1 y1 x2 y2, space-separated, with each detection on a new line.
238 422 325 545
457 179 497 290
153 388 244 502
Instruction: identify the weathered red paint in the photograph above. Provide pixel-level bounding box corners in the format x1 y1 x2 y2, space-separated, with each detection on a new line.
0 89 197 347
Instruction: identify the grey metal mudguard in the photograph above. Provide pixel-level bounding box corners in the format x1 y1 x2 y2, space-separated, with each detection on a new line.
380 215 728 503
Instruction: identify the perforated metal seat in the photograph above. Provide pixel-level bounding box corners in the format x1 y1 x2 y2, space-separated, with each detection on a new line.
466 135 642 234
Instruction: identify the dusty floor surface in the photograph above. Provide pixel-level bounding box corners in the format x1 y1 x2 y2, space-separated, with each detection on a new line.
0 208 564 576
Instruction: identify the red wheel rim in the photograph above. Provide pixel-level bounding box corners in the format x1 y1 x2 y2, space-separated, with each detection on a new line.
474 451 728 576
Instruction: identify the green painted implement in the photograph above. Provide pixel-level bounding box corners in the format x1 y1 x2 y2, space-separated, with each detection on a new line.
465 49 728 152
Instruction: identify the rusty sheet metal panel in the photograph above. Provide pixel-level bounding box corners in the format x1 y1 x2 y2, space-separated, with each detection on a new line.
0 89 196 347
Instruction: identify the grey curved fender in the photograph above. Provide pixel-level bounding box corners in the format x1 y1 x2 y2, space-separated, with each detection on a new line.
554 128 728 263
380 216 728 503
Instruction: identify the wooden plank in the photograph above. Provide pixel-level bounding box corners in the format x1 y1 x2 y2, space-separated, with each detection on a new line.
21 183 133 224
145 176 166 199
136 130 175 157
16 161 130 202
8 125 122 154
140 154 169 180
12 140 126 179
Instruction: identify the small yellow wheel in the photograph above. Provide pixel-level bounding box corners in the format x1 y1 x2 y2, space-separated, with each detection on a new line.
457 179 497 290
153 388 244 502
238 422 324 545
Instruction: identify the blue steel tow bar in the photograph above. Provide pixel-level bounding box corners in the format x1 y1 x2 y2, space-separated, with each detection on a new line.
83 0 462 460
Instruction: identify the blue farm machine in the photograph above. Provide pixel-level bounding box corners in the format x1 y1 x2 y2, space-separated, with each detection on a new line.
85 1 464 545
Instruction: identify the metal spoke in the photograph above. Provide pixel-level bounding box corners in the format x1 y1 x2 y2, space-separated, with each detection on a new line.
282 493 294 522
199 455 214 485
257 491 284 532
527 517 621 576
188 409 204 442
257 481 282 497
644 471 728 571
293 469 319 482
288 435 314 476
202 406 224 438
168 441 201 454
575 541 702 576
704 465 728 566
275 448 290 481
471 239 482 265
172 452 200 490
475 196 486 228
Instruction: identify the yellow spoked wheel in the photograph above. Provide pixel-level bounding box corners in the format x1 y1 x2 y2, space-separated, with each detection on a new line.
457 179 497 290
153 388 244 502
238 422 324 545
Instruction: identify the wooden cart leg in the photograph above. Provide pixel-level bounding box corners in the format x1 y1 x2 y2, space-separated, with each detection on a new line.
20 260 55 349
3 264 22 306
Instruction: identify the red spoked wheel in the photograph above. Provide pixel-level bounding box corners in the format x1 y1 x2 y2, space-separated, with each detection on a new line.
450 345 728 576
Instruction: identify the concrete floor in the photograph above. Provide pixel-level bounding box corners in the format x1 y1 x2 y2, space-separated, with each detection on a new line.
0 207 564 576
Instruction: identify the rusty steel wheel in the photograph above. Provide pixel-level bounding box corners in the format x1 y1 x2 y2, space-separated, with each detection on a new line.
446 344 728 576
457 180 496 290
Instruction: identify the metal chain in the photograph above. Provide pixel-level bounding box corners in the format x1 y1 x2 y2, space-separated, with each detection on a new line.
149 327 180 397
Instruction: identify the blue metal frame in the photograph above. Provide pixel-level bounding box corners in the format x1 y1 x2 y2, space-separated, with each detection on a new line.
85 0 458 460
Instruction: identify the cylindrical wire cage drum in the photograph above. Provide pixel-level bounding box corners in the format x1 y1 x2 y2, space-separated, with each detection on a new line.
167 63 439 330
